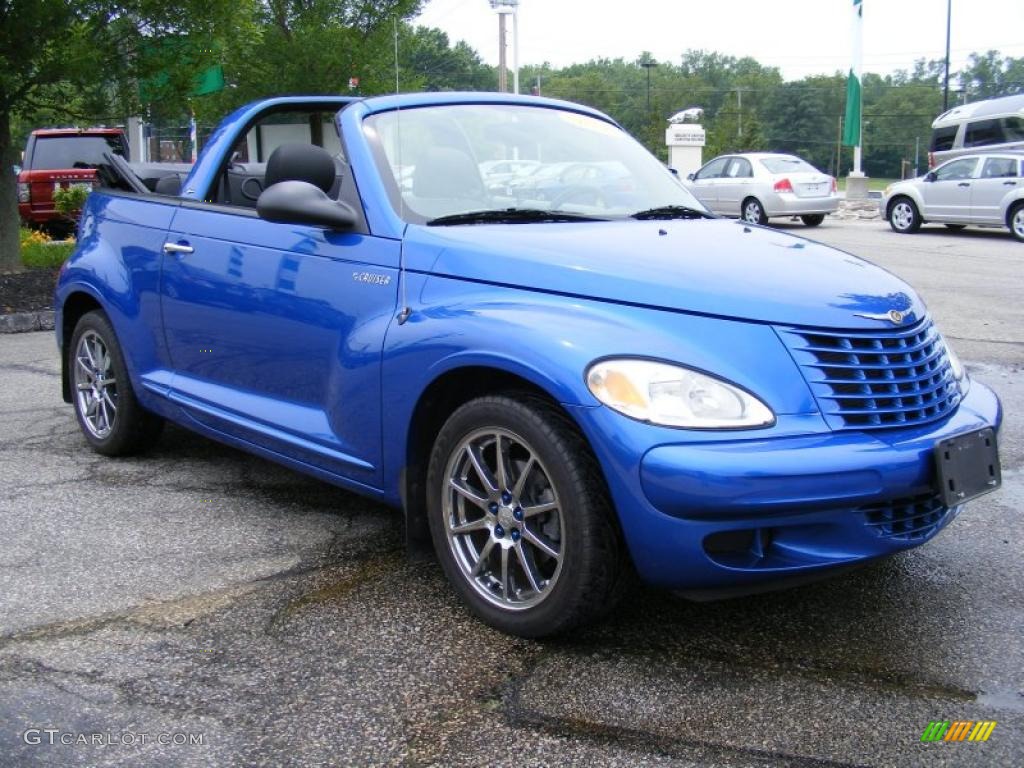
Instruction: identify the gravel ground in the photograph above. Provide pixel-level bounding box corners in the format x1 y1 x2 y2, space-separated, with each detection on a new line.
1 219 1022 767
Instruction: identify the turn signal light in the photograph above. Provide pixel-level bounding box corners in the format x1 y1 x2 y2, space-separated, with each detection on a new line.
830 177 838 193
773 178 793 193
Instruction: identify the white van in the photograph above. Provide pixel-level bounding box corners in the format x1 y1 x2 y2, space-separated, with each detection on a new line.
930 93 1024 167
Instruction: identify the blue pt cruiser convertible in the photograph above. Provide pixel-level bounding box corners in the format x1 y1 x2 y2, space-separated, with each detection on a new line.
55 93 1003 637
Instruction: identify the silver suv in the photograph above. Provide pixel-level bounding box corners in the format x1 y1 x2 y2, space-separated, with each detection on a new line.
880 152 1024 242
930 94 1024 167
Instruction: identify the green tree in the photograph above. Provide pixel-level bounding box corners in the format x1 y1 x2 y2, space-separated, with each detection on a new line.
398 26 494 92
763 75 844 174
961 51 1024 101
198 0 424 121
1 0 239 270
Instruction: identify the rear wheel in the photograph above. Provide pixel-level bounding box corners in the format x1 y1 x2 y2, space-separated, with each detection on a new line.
888 197 921 234
426 394 627 637
741 197 768 225
70 310 164 455
800 214 825 227
1009 202 1024 243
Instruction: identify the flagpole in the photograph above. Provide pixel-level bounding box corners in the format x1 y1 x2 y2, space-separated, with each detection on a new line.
843 0 868 198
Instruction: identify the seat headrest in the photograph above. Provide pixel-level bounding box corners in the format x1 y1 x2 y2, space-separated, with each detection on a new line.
413 147 485 199
264 143 337 193
154 174 182 196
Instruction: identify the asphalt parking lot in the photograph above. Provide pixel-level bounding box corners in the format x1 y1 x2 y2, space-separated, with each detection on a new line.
1 218 1022 767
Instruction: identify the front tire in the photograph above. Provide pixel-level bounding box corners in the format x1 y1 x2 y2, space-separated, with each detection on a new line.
426 394 627 637
742 197 768 225
801 214 825 227
69 310 164 455
1009 202 1024 243
888 197 921 233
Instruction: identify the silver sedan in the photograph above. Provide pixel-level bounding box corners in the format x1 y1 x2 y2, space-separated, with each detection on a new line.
880 152 1024 242
684 152 839 227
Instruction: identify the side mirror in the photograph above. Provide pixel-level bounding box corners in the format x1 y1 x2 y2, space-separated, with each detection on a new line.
668 167 679 176
924 171 937 182
256 180 356 230
686 172 696 181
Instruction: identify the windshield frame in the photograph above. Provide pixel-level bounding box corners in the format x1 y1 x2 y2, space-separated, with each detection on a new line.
362 102 708 225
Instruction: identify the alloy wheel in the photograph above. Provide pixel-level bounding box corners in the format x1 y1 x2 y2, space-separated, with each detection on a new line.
891 201 915 231
1012 207 1024 240
743 200 763 224
73 330 118 439
442 428 564 611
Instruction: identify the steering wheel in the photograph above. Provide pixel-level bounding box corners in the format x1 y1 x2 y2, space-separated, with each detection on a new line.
549 185 608 210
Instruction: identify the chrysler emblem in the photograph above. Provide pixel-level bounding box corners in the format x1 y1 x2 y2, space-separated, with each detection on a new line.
854 309 908 325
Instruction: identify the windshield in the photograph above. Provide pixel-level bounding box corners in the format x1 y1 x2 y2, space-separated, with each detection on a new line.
760 156 819 174
364 103 706 223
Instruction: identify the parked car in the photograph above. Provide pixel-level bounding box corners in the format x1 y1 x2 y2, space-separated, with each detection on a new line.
506 160 636 208
56 94 1002 638
881 152 1024 241
478 159 540 192
929 93 1024 168
684 152 838 226
17 127 129 236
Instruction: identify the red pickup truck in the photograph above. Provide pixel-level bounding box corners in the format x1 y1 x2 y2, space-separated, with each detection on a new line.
17 127 129 236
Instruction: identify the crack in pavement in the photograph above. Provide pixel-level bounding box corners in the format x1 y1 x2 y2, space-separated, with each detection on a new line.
496 647 873 768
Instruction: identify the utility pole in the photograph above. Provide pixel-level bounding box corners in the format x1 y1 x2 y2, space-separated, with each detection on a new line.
737 88 743 138
490 1 520 94
512 8 519 94
943 0 952 111
640 57 658 111
497 12 507 92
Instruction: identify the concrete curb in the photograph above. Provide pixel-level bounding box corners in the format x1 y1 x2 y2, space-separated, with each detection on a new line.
0 310 55 334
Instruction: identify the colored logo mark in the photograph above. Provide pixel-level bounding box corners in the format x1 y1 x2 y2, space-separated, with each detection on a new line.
920 721 997 742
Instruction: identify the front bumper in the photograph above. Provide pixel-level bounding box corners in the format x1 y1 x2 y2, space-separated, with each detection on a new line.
18 202 59 226
581 379 1001 590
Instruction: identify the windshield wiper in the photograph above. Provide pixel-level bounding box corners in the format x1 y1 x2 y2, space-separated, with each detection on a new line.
427 208 609 226
630 205 713 220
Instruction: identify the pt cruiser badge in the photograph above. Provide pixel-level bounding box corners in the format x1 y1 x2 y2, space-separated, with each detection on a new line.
353 271 392 286
854 309 909 324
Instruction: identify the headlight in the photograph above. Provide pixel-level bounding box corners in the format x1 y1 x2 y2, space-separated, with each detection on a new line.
586 359 775 429
944 338 966 382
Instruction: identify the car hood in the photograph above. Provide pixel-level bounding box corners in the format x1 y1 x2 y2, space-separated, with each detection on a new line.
403 218 926 329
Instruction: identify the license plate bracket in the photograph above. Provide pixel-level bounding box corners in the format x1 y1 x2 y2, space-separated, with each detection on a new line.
934 427 1001 507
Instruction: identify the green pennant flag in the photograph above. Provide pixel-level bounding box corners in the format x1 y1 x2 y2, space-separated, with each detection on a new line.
193 65 225 96
843 0 863 147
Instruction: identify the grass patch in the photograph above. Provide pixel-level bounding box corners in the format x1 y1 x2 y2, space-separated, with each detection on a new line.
838 177 898 192
20 228 74 268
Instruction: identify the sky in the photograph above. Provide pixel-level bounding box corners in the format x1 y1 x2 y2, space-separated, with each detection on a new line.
414 0 1024 80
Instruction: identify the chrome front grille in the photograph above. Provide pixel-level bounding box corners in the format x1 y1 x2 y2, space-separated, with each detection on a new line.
778 317 962 430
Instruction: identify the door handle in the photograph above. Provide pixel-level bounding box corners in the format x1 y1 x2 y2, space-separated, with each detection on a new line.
162 242 194 254
957 182 970 187
1004 180 1018 186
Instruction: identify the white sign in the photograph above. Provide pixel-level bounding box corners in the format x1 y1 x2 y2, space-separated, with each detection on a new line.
665 125 705 147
